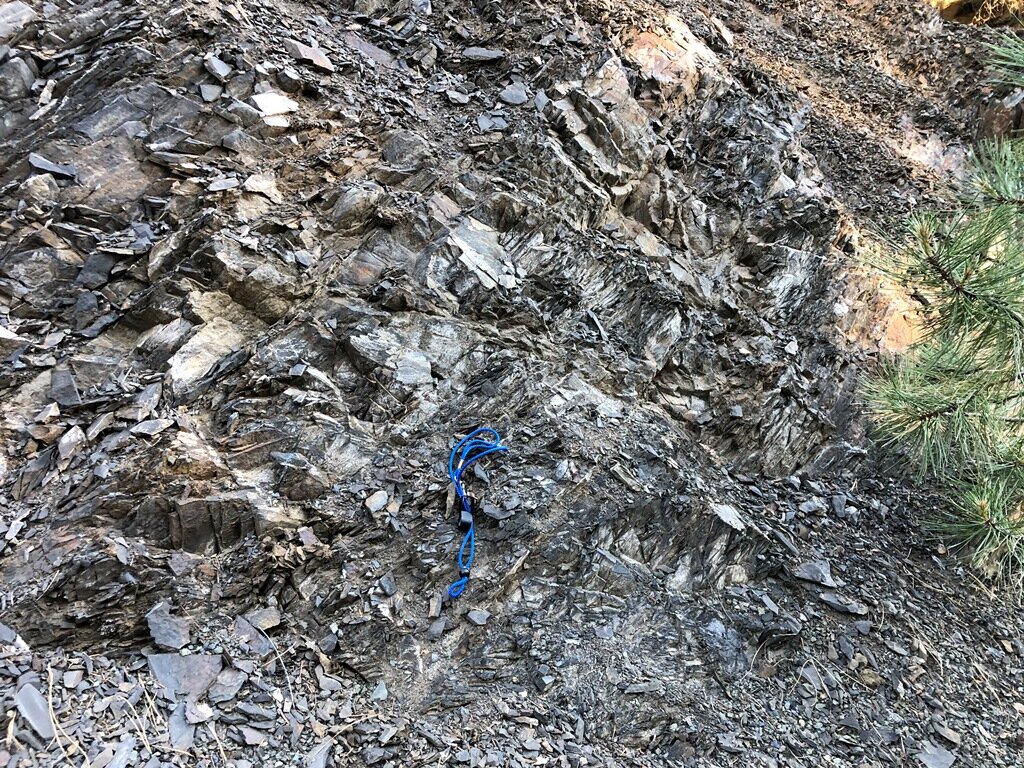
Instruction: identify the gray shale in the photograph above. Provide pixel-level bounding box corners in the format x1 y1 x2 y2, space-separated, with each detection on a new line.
0 0 1020 766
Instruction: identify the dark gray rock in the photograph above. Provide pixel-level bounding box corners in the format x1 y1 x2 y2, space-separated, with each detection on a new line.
819 592 870 616
463 47 503 62
204 55 232 81
794 559 837 588
148 654 222 700
28 152 76 179
14 684 54 740
305 740 333 768
168 702 195 749
498 83 528 105
208 667 248 704
233 616 274 658
917 742 956 768
146 602 191 650
0 56 32 100
378 571 398 596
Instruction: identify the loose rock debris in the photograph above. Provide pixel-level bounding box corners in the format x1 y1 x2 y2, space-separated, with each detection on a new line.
0 0 1020 765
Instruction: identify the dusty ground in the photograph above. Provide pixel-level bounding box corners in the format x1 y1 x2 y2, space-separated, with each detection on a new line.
1 0 1022 765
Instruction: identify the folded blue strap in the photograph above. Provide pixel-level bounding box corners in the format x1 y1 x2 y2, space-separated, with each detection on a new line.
446 427 508 599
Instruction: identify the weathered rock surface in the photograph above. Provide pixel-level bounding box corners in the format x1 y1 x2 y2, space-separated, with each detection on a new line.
0 0 1016 765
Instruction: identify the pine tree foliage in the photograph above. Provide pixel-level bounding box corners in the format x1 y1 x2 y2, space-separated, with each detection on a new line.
865 45 1024 586
988 27 1024 85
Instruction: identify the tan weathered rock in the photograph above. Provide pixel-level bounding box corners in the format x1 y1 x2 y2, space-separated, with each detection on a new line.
165 318 247 397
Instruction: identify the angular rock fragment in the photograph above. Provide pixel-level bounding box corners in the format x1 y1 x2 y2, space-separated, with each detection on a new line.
200 83 223 102
106 737 137 768
476 113 508 132
73 97 147 140
251 91 299 116
711 503 745 531
118 382 162 421
0 56 32 100
794 559 837 588
365 489 389 512
330 181 385 234
146 601 191 650
242 173 284 203
0 325 27 356
49 365 82 407
284 38 335 72
463 47 503 62
344 31 394 66
148 654 222 700
136 318 194 367
209 667 247 703
208 176 240 192
426 617 447 639
166 491 261 552
917 742 956 768
14 684 54 740
499 83 528 105
21 173 58 205
449 217 517 290
28 152 76 179
233 616 274 657
165 318 247 397
27 423 62 443
305 740 333 768
819 591 869 616
272 451 331 500
0 1 35 41
77 253 116 289
168 702 195 749
86 412 116 441
184 701 214 724
382 130 432 167
204 55 232 81
57 426 86 460
238 725 267 746
244 606 282 631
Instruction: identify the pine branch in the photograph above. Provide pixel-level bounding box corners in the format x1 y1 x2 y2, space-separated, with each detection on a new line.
868 107 1024 588
987 30 1024 88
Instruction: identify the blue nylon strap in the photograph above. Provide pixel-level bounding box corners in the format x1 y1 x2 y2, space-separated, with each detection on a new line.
446 427 507 599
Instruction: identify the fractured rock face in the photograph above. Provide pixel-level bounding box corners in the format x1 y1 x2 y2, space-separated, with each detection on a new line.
544 57 656 189
165 318 247 397
0 2 36 42
0 0 999 764
330 181 386 234
0 56 33 99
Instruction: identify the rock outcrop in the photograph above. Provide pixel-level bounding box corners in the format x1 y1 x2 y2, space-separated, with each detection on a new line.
0 0 1017 765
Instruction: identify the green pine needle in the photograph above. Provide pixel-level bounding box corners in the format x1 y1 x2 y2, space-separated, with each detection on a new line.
863 343 1003 477
929 472 1024 590
973 140 1024 206
987 30 1024 88
867 131 1024 590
